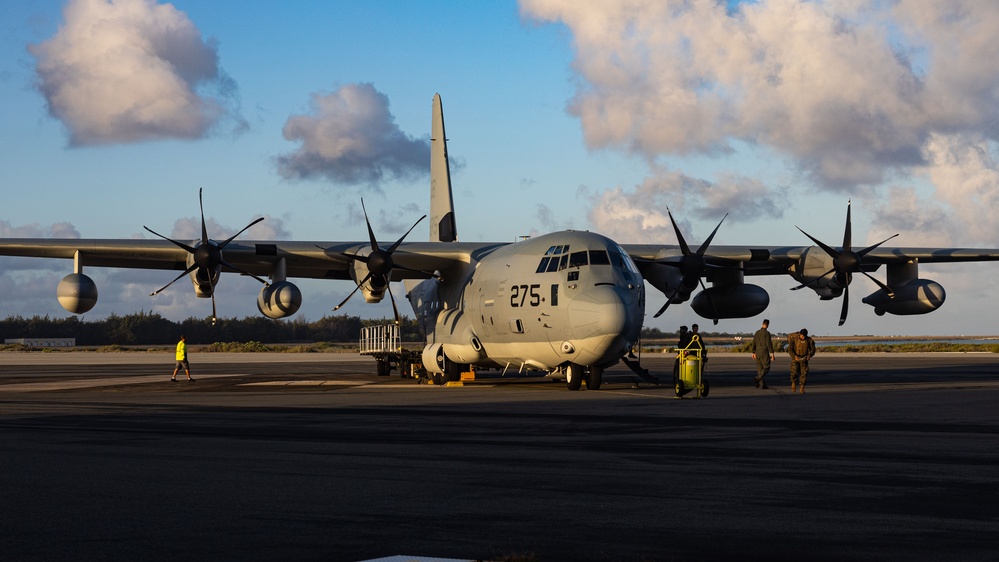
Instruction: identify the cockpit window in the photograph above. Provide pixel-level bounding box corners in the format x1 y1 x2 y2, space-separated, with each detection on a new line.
569 251 588 268
610 245 641 276
588 250 610 265
536 244 576 273
546 256 561 272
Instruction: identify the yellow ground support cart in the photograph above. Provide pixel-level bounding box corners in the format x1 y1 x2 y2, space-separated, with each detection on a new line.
674 336 709 398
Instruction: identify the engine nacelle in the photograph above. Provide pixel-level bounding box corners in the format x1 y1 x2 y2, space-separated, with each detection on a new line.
691 284 769 319
257 281 302 319
793 246 843 299
57 273 99 314
862 279 945 316
643 260 690 303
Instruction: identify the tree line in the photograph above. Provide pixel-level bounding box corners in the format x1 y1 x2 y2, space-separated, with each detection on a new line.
0 311 742 347
0 312 423 346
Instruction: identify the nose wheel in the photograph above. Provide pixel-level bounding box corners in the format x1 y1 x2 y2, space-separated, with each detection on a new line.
564 363 603 391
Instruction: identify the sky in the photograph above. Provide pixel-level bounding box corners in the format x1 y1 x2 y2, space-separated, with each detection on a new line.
3 0 999 336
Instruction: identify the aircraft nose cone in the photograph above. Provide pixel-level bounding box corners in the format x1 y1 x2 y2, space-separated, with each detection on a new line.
568 286 629 338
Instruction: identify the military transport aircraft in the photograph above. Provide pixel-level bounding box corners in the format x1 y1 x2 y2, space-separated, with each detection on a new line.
2 93 999 389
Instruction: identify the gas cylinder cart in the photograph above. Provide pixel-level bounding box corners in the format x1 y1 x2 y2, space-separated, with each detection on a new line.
674 339 710 398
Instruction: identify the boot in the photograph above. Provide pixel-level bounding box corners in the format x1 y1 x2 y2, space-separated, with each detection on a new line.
791 382 796 393
799 384 805 394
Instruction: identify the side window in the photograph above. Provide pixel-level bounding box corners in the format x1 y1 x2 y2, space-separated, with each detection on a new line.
558 254 569 271
569 251 588 268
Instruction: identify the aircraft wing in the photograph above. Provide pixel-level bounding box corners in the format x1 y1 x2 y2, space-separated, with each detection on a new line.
623 243 999 268
0 238 496 280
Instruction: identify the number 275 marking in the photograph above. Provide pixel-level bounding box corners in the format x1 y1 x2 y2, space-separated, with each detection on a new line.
510 284 541 307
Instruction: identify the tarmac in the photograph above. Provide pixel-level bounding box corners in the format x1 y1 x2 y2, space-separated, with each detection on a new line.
1 351 997 561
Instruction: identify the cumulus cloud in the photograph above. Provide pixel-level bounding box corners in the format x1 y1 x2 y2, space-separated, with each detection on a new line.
29 0 244 145
588 169 786 243
522 0 999 245
276 83 430 186
0 221 80 239
163 214 290 241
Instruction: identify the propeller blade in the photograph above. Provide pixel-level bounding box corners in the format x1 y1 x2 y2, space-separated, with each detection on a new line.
696 213 728 256
199 188 209 244
386 215 427 254
220 258 270 286
666 208 692 256
842 199 852 251
361 199 379 252
839 283 850 326
219 216 266 249
856 233 900 258
150 264 198 296
333 272 373 311
144 226 197 254
653 288 679 318
385 277 402 325
210 290 217 326
859 270 895 298
698 278 720 325
796 226 840 259
790 267 836 291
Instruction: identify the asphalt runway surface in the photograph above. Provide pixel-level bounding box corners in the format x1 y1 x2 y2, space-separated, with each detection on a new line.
1 351 998 562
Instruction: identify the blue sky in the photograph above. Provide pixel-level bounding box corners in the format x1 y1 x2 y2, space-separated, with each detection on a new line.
3 0 999 336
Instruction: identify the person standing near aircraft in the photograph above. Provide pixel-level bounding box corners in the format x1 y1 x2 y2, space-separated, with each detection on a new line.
751 319 776 389
171 335 194 382
788 329 816 393
673 325 691 383
690 324 707 365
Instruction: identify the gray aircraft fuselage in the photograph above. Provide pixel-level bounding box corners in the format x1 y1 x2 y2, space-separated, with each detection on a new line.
410 230 645 374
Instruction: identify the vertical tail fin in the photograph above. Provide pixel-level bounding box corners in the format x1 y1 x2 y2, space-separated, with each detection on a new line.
430 93 457 242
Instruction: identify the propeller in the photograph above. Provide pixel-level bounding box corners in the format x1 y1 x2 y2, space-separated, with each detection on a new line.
652 208 729 323
792 200 898 326
144 188 269 325
329 199 430 324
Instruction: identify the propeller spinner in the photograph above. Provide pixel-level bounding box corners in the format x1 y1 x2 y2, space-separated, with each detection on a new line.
143 188 269 325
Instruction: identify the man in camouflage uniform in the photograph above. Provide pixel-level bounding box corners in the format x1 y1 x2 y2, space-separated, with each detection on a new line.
788 328 816 393
751 319 775 389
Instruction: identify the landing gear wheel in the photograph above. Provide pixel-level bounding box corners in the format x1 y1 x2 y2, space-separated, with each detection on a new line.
675 380 685 398
566 363 584 391
586 366 603 390
445 359 466 383
432 372 444 385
